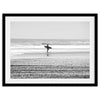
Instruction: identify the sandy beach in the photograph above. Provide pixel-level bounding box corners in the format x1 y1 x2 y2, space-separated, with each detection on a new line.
11 52 89 79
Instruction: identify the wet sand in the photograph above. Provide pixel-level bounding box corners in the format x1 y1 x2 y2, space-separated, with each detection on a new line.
11 52 90 79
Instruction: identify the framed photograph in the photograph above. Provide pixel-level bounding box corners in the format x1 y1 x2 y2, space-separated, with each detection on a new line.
2 13 98 86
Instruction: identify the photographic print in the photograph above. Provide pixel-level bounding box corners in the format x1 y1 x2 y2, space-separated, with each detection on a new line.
2 14 98 86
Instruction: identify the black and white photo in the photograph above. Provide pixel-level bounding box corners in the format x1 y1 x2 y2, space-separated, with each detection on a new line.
2 14 98 86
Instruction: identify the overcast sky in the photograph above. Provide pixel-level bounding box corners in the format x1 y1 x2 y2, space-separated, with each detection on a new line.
11 21 89 39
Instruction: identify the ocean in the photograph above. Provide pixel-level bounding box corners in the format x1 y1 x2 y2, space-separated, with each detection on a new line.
11 39 90 79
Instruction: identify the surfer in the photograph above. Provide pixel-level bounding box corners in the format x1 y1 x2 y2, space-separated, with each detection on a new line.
44 44 52 56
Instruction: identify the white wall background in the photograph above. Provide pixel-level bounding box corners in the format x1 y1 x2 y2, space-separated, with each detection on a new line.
0 0 99 100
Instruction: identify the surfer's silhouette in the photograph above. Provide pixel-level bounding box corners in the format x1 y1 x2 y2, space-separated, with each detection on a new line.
44 44 52 56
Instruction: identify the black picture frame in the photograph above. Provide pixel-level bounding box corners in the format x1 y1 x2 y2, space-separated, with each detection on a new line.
2 13 98 86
